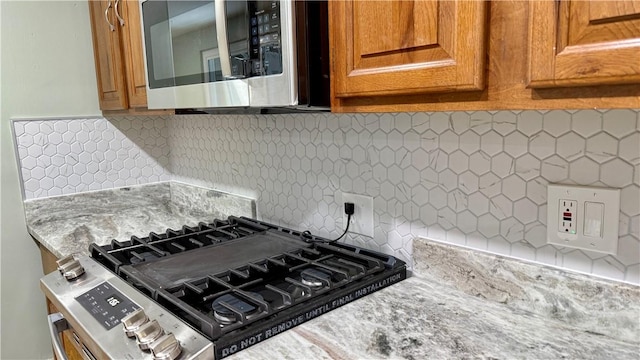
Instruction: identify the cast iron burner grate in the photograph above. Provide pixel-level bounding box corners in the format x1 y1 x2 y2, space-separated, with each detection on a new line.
90 216 406 349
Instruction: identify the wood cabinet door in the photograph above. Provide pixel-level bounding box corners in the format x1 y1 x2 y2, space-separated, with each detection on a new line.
88 0 128 110
330 0 487 101
119 0 148 108
529 0 640 87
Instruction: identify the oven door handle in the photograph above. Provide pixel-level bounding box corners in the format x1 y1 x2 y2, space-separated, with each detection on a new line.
48 312 69 360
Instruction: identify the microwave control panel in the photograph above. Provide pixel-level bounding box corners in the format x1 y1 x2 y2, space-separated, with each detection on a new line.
248 1 283 77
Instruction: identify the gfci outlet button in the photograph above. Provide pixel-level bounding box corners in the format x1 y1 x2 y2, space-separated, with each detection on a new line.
547 184 620 255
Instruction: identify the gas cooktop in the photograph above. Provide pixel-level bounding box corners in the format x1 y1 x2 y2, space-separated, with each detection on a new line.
54 217 406 359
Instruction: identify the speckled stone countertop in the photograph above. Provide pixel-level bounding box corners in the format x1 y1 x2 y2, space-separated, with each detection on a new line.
226 238 640 360
24 182 255 259
27 185 639 359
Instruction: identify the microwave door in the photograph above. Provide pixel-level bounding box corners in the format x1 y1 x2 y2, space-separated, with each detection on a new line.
141 0 250 109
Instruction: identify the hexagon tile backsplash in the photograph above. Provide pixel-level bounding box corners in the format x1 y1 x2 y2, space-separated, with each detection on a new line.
13 117 171 199
12 110 640 284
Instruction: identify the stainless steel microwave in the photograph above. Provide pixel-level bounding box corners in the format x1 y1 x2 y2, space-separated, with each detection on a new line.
140 0 329 110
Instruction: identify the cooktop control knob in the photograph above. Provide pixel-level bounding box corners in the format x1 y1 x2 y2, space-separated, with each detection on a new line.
133 319 164 350
121 308 149 338
149 333 182 360
55 255 85 281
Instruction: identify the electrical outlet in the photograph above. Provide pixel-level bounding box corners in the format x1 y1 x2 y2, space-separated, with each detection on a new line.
547 184 620 254
340 192 374 238
558 199 577 235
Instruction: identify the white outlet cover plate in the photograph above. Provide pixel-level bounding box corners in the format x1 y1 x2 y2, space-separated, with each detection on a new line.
339 192 374 238
547 184 620 254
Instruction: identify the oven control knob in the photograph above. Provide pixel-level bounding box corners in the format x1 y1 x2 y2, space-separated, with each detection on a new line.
121 308 149 338
149 333 182 360
133 319 164 350
56 255 85 281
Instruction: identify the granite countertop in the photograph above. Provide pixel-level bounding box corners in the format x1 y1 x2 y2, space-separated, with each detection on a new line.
24 182 255 258
26 183 639 359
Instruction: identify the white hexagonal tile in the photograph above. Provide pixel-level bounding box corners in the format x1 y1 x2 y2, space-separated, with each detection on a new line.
479 173 501 198
420 168 438 189
487 236 511 254
517 111 543 136
541 155 569 182
500 217 524 243
491 153 514 178
420 130 439 153
542 111 571 136
469 152 491 175
430 112 450 134
411 148 429 170
403 167 420 187
556 132 585 161
468 192 489 216
395 113 412 134
585 132 617 164
572 110 602 138
619 133 640 166
569 157 599 185
469 112 492 135
621 185 640 216
438 169 458 192
616 235 640 266
437 208 457 229
493 112 517 135
510 241 536 261
600 159 633 188
412 113 430 133
458 171 479 195
515 154 540 181
527 132 555 160
449 151 469 174
429 187 448 209
403 132 420 152
526 177 548 205
439 130 459 154
592 257 625 281
450 112 470 134
379 147 395 167
561 250 593 273
603 109 637 139
387 129 403 150
504 132 527 158
631 215 639 239
503 175 526 200
490 194 512 219
457 210 478 233
412 185 429 206
420 204 438 225
477 213 500 237
514 198 538 224
480 131 503 156
459 130 480 155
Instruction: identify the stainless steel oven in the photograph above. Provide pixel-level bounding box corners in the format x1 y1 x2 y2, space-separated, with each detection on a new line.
140 0 329 110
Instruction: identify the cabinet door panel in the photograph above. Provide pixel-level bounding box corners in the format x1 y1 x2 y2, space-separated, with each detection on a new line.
120 0 147 108
330 0 487 98
529 0 640 87
88 0 128 110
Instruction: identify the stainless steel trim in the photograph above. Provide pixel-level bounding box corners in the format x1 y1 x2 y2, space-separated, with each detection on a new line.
104 0 115 31
214 0 232 78
248 0 297 107
114 0 125 26
48 313 69 360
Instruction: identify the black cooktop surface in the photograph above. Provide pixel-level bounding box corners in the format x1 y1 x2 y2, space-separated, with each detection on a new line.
90 216 406 354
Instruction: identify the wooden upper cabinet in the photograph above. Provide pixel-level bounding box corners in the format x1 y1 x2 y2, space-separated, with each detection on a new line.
529 0 640 88
330 0 488 101
88 0 148 111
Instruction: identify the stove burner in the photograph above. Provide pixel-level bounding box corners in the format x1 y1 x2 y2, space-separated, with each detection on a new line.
300 268 332 288
130 251 159 265
212 292 263 324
